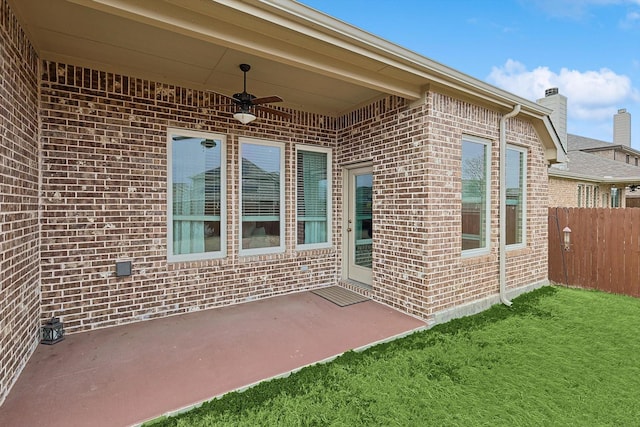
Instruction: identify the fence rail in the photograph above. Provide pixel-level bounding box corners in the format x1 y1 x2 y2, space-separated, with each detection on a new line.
548 207 640 297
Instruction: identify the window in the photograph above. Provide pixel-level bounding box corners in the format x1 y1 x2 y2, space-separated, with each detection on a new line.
577 184 584 207
168 130 226 261
462 137 490 254
240 139 285 254
296 146 332 249
611 187 620 207
506 146 526 247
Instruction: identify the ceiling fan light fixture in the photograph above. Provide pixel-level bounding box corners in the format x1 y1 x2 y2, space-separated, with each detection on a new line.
233 110 256 124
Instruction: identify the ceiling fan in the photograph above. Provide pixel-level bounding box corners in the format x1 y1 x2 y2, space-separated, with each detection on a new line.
214 64 291 124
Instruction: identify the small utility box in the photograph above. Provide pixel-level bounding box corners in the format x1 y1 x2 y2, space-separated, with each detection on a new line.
115 261 132 277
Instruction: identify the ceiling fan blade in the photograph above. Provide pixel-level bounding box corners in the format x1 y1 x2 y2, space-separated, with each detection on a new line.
255 105 292 118
252 96 283 105
210 103 237 108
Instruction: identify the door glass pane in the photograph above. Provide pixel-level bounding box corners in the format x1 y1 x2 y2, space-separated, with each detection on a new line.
355 173 372 268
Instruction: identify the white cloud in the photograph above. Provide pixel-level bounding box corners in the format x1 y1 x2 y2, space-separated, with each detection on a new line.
488 59 639 122
527 0 640 19
487 59 640 142
525 0 640 30
621 10 640 28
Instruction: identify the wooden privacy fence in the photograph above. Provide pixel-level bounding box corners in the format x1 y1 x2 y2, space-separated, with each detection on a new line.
548 207 640 297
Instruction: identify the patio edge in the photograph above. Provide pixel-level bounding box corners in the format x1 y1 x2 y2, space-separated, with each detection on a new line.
133 324 426 427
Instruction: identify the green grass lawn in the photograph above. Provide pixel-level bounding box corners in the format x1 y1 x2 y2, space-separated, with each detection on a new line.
146 286 640 426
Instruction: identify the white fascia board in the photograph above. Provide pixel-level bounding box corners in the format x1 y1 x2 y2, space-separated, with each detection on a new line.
70 0 555 126
139 0 550 114
549 168 640 184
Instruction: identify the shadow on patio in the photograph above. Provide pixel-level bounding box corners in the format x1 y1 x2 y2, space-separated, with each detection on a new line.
0 289 425 427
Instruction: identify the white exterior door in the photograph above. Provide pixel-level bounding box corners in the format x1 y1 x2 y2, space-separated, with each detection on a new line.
345 166 373 285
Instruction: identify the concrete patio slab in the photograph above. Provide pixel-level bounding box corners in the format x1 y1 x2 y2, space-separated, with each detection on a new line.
0 290 426 427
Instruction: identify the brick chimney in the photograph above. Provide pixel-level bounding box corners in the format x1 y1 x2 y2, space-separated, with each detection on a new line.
537 88 567 152
613 108 631 147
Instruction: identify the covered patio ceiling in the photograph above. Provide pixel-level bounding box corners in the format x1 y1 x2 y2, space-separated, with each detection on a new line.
10 0 425 116
10 0 554 118
8 0 565 160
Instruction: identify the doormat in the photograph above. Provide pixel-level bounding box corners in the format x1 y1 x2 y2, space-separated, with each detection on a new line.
311 286 370 307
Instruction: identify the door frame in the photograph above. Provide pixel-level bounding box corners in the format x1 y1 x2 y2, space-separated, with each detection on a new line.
341 162 373 286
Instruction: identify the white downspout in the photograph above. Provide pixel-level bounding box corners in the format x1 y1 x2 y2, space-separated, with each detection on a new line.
499 104 521 306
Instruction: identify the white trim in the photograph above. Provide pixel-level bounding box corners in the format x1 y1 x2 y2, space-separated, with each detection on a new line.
295 144 333 251
461 135 491 258
506 145 527 251
548 167 640 185
345 165 373 285
239 137 286 256
167 128 227 262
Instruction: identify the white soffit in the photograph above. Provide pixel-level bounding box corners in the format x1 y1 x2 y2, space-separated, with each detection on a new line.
10 0 555 124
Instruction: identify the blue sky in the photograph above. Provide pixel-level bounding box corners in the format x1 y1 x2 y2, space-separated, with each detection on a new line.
300 0 640 149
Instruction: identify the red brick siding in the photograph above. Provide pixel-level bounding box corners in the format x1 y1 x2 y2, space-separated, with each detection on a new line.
424 92 548 318
337 97 430 317
39 62 339 333
549 177 616 208
39 61 550 333
0 0 40 405
0 4 553 406
337 92 549 321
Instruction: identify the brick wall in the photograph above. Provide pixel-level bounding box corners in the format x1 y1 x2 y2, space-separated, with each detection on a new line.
336 92 550 321
549 176 579 206
590 149 640 167
0 0 40 405
0 2 560 406
39 61 553 333
336 97 430 317
422 92 549 318
39 62 339 333
549 177 618 207
416 93 547 320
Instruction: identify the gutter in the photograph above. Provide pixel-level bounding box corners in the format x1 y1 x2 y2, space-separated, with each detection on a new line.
499 104 521 307
255 1 555 116
548 168 640 185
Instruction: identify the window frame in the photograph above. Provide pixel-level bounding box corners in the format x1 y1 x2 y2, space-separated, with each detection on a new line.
461 135 492 257
611 187 620 207
505 144 527 250
295 144 333 251
167 128 227 262
239 137 286 256
577 184 584 207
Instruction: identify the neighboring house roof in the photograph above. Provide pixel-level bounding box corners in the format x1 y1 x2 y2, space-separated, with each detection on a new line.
550 134 640 185
10 0 563 162
567 134 613 151
568 134 640 156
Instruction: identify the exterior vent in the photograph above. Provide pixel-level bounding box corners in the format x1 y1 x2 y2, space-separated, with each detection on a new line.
545 88 559 97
